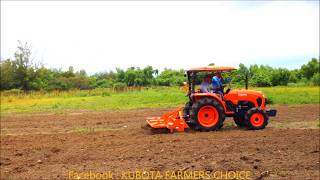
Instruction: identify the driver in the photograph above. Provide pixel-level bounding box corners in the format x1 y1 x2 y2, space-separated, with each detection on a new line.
212 72 224 95
200 76 211 93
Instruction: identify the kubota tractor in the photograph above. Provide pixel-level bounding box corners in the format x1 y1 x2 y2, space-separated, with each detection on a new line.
146 66 277 133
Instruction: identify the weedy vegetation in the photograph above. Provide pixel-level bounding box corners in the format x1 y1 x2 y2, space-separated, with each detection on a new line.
1 86 318 114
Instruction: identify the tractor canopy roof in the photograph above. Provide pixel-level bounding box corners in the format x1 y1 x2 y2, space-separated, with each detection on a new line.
186 66 236 73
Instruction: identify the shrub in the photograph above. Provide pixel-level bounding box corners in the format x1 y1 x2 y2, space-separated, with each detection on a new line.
311 72 320 86
250 71 272 87
96 79 113 88
69 77 91 90
46 77 71 91
101 92 111 97
113 82 127 91
271 68 290 86
1 89 23 96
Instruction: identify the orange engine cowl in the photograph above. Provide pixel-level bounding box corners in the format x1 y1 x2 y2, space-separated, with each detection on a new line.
224 89 267 110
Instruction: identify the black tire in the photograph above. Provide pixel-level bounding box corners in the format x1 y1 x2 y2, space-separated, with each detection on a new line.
183 101 199 130
189 98 225 131
233 114 246 127
245 108 269 130
183 101 191 118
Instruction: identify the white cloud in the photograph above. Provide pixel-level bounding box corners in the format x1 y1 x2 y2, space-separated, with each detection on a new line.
1 1 319 74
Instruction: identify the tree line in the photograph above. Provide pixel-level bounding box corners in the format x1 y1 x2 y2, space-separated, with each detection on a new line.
1 42 319 91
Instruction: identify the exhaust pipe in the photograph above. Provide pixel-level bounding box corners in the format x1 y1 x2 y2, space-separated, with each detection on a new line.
245 73 248 89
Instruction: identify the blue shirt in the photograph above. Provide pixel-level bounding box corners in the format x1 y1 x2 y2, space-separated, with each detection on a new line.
212 76 222 90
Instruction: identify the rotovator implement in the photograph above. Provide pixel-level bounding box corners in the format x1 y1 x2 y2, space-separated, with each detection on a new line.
145 66 277 133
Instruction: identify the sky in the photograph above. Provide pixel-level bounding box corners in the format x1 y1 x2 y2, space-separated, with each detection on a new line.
1 1 319 74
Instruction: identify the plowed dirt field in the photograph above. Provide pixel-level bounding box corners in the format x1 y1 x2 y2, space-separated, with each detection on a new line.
1 105 319 180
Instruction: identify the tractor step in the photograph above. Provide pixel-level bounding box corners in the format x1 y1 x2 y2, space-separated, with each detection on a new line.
145 108 189 133
185 119 196 124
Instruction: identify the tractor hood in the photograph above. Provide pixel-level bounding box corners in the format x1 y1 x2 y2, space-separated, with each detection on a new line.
224 89 266 109
229 89 265 98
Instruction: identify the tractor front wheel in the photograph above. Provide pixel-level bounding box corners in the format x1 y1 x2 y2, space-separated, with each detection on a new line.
245 108 269 130
189 98 225 131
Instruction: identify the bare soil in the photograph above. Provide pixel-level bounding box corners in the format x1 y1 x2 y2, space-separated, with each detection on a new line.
1 104 319 180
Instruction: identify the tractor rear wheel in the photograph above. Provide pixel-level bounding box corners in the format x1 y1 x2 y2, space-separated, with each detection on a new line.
189 98 225 131
183 102 199 130
245 108 268 130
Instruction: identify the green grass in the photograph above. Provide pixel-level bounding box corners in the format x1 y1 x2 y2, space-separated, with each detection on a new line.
254 86 319 104
1 86 319 114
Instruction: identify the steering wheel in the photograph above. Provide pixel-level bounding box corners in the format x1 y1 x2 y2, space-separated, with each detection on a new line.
225 88 231 94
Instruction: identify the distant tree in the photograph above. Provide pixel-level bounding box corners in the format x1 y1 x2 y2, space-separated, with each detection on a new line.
124 67 137 86
62 66 75 78
47 77 71 91
232 63 250 86
156 69 185 86
208 63 215 66
13 41 34 90
289 69 301 83
271 68 290 86
95 79 113 88
0 59 15 90
77 69 87 78
115 68 126 83
142 66 157 86
301 58 319 79
311 72 320 85
250 71 272 87
1 43 319 91
249 64 272 87
70 76 90 89
29 66 50 90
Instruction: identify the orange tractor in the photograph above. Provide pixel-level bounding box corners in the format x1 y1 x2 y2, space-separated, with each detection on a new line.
146 66 277 133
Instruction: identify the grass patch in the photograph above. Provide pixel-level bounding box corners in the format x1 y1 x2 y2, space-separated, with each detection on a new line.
254 86 319 104
1 86 319 114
